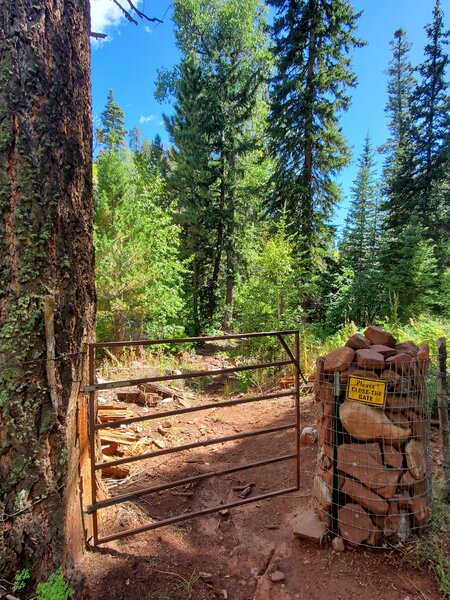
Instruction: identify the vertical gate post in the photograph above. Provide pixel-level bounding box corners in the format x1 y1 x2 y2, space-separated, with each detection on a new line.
294 330 300 490
437 337 450 501
88 345 99 544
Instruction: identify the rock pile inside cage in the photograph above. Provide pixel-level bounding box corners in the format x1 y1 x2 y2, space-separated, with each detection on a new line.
313 325 431 547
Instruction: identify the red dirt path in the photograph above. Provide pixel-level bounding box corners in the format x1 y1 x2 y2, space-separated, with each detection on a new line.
78 345 442 600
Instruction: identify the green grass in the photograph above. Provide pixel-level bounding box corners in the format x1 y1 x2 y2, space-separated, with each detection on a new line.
402 480 450 599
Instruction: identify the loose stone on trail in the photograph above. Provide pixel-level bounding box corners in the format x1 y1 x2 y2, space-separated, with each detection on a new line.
292 508 327 543
300 427 317 445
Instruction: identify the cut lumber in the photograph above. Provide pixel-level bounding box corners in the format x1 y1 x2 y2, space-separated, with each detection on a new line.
101 464 130 479
100 429 140 446
138 381 195 401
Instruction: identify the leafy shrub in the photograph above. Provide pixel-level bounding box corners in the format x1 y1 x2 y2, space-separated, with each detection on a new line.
36 568 74 600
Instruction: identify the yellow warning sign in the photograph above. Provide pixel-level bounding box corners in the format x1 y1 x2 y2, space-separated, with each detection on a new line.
346 376 387 407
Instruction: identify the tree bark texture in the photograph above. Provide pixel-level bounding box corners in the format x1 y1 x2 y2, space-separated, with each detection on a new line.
0 0 95 577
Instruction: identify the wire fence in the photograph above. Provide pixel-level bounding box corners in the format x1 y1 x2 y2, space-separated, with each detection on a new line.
313 356 432 547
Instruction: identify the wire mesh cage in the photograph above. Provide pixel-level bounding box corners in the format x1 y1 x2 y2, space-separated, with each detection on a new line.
313 330 432 548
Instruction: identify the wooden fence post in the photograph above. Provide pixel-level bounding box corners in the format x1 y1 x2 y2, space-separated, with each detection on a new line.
437 337 450 501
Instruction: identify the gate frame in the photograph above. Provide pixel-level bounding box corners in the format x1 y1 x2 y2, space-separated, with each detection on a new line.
84 330 302 546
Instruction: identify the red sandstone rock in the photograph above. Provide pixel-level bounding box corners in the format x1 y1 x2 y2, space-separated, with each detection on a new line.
318 407 334 447
300 427 317 446
386 411 410 429
341 478 389 514
339 401 410 444
395 492 414 510
405 439 426 479
386 353 414 373
311 497 332 527
396 341 418 356
338 503 375 545
371 344 397 358
337 443 401 497
417 344 430 373
382 444 404 469
293 507 328 542
382 369 402 385
364 325 396 348
345 333 371 350
385 394 412 411
411 495 430 528
367 527 383 546
407 410 426 439
399 470 416 488
384 501 401 535
313 475 332 509
331 536 345 552
324 347 355 373
347 368 379 380
355 349 385 369
317 382 334 404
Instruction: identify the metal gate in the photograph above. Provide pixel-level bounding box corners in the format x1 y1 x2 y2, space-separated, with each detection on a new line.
84 330 302 545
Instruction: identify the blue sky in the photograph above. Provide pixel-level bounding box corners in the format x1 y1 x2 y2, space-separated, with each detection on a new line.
90 0 448 231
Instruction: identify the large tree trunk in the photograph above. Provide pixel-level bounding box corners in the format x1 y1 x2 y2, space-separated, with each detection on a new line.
0 0 95 579
204 156 226 322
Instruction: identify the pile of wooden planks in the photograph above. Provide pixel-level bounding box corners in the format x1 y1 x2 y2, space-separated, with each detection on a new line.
98 405 138 479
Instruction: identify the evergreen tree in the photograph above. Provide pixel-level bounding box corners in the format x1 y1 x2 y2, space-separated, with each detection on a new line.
159 0 271 330
339 134 383 324
96 89 127 151
268 0 364 254
95 147 185 341
164 58 218 334
381 28 417 234
413 0 450 187
381 217 438 319
341 134 379 271
128 126 143 152
410 0 450 251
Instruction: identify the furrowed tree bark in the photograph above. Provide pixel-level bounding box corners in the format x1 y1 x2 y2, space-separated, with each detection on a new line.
0 0 95 579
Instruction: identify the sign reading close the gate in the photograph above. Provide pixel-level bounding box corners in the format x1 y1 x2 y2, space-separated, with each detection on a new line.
346 376 387 407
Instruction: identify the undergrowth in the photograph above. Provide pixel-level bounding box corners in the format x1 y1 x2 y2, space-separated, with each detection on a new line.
402 481 450 598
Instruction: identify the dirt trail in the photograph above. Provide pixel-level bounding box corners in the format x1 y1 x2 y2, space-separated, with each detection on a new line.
79 343 442 600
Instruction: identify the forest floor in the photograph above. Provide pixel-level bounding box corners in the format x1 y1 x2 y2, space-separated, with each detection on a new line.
79 342 445 600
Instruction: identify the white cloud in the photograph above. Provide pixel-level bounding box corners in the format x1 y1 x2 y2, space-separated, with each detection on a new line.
145 26 153 34
90 0 142 38
139 114 157 124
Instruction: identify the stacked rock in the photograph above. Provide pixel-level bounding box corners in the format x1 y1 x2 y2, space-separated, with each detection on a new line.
313 325 431 547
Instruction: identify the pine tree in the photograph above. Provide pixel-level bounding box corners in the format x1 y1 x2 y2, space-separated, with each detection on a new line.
160 0 270 330
381 217 438 319
341 134 379 271
96 89 127 151
411 0 450 249
413 0 450 187
128 126 143 152
339 134 383 324
164 58 218 334
381 28 417 234
268 0 364 254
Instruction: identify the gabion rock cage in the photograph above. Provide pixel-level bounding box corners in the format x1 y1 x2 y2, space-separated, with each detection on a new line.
313 326 432 548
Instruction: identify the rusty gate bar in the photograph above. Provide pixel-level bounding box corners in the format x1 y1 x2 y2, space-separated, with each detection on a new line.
87 453 297 513
95 422 297 470
96 487 298 545
94 390 295 431
88 329 299 349
83 359 292 393
86 330 301 546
